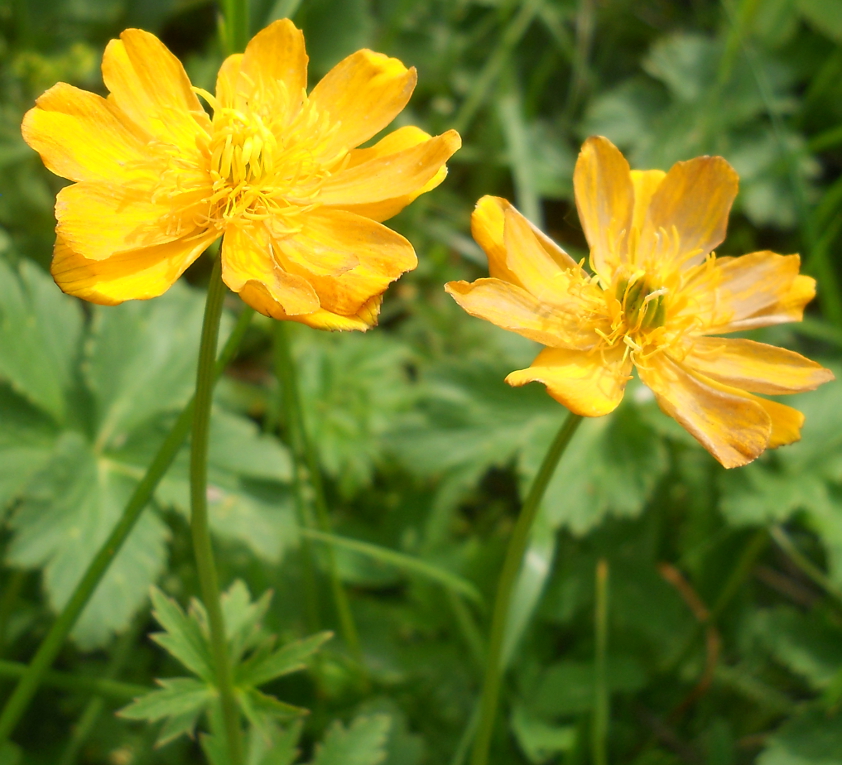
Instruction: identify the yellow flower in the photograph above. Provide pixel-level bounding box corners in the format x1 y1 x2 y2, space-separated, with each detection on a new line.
447 136 834 468
22 21 461 331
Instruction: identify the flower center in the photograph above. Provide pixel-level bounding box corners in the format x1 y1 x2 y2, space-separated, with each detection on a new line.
210 110 277 187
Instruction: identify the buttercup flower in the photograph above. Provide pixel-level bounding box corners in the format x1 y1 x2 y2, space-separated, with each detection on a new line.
447 136 833 468
22 21 460 330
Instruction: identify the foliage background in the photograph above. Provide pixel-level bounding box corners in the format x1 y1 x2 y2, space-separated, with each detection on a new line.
1 0 842 762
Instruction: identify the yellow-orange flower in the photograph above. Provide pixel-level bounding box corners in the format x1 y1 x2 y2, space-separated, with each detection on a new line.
447 136 833 468
22 21 460 331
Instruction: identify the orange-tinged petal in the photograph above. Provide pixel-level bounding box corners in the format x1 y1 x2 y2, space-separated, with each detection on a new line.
102 29 209 150
756 398 804 448
297 295 382 331
682 337 834 394
238 19 307 115
573 136 634 280
309 49 416 156
471 196 576 287
638 354 771 468
21 83 149 184
630 169 665 233
55 183 206 261
275 208 416 315
318 129 461 219
684 251 811 333
51 232 217 305
445 278 599 350
503 206 574 304
506 345 632 417
222 224 319 316
640 155 738 268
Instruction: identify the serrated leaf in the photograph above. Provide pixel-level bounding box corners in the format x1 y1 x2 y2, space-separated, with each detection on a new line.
156 707 205 747
759 707 842 765
221 580 272 664
237 631 333 688
6 433 169 648
0 258 82 422
84 282 215 450
150 588 215 683
0 384 59 516
248 720 302 765
119 677 213 722
310 715 392 765
240 688 307 735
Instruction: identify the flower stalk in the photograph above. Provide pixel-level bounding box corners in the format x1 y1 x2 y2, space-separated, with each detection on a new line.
189 256 244 765
470 411 583 765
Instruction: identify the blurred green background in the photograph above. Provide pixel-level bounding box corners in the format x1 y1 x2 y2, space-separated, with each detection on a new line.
1 0 842 762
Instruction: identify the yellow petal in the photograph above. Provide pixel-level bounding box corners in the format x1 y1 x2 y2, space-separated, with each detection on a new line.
236 19 307 116
757 398 804 448
318 129 461 220
683 251 812 333
221 224 319 315
274 209 416 315
573 136 634 280
506 345 632 417
309 49 416 156
503 206 574 304
55 183 206 261
471 196 577 287
102 29 209 150
445 278 599 349
630 169 665 233
638 354 771 468
215 53 244 110
683 337 834 394
639 155 738 269
51 232 217 304
297 295 382 331
21 83 149 183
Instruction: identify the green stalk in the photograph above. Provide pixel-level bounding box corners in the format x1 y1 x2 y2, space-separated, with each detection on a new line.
220 0 249 55
189 258 243 765
470 412 583 765
0 307 253 746
274 324 363 663
0 660 146 700
592 559 609 765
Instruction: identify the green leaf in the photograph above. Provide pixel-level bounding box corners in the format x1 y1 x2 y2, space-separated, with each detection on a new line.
84 282 213 450
310 715 392 765
511 704 577 764
237 631 333 688
221 580 273 664
6 433 169 648
0 258 82 422
247 720 302 765
752 607 842 691
149 587 216 683
759 707 842 765
239 687 307 733
799 0 842 43
0 383 59 515
119 677 214 740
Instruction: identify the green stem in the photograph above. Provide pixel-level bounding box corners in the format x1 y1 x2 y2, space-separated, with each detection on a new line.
470 412 583 765
274 324 363 663
189 258 243 765
0 660 146 700
220 0 249 56
592 559 609 765
0 307 253 746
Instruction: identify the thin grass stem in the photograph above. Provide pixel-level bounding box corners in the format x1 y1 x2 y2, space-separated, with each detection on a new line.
592 559 609 765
